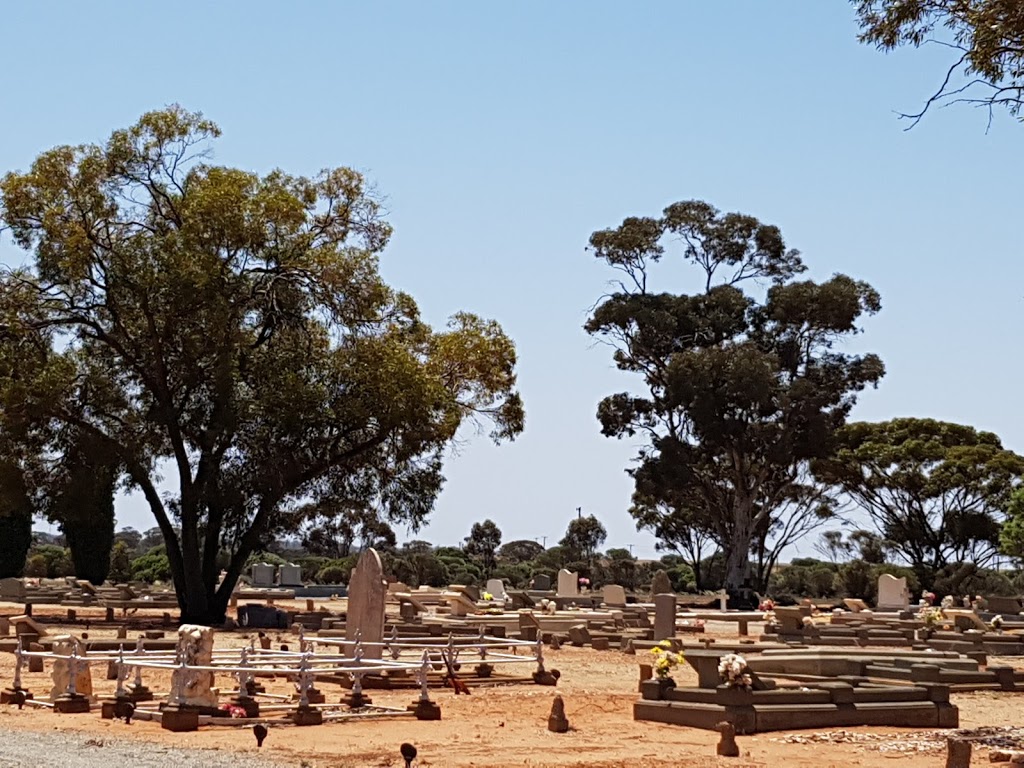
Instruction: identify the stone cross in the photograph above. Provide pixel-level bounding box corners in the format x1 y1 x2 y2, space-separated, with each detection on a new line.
345 549 387 660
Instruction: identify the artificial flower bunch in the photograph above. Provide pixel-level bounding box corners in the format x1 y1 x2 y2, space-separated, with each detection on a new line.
940 595 955 610
918 606 943 627
482 592 494 601
650 640 682 680
922 591 936 605
718 653 753 689
991 615 1004 631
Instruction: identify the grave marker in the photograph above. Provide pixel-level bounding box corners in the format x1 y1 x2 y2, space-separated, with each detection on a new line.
345 548 386 660
877 573 910 611
602 584 627 606
556 569 579 597
654 593 677 641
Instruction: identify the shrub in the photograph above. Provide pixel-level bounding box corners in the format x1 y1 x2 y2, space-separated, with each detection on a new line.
316 565 348 584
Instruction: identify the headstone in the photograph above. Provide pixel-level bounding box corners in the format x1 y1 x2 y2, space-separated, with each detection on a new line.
345 548 386 660
50 635 93 701
945 737 971 768
532 574 551 591
654 593 676 641
602 584 627 606
278 563 302 587
237 604 288 628
877 574 910 611
568 624 591 646
485 578 507 601
0 577 25 601
556 570 579 597
250 563 275 588
170 625 218 708
650 570 672 596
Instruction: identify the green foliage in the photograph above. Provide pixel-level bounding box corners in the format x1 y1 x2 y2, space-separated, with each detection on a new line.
23 555 47 578
560 515 607 565
498 539 545 564
0 107 524 623
315 564 349 585
131 549 172 584
1000 488 1024 560
108 541 133 583
491 562 532 589
853 0 1024 123
464 519 502 576
834 559 874 600
815 418 1024 589
50 434 118 585
24 544 74 578
0 462 33 578
588 200 882 594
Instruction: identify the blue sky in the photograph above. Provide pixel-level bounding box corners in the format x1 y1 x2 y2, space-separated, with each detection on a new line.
3 2 1022 557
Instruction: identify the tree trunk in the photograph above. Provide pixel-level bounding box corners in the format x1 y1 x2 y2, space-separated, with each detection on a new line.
725 500 755 604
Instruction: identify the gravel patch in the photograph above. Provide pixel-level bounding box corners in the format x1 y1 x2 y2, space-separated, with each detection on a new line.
0 730 289 768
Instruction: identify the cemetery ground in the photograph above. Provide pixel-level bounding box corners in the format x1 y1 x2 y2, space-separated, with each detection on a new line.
3 604 1024 768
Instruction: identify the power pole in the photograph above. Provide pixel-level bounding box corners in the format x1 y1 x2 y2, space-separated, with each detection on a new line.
576 506 582 519
627 544 635 557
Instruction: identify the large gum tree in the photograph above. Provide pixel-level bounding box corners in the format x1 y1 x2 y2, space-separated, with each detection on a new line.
0 107 524 623
586 201 884 600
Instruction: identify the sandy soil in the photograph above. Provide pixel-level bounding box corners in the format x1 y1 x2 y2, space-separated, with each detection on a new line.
2 600 1023 767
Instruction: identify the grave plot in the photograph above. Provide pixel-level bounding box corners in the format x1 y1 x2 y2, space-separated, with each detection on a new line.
633 647 959 734
311 627 559 689
2 623 443 732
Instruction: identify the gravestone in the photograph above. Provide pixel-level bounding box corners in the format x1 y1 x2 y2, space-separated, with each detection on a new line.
532 574 551 591
877 573 910 611
654 593 677 641
345 548 386 660
170 625 218 709
557 569 579 597
237 604 288 629
250 563 275 588
650 570 672 596
485 578 507 601
602 584 627 606
278 563 303 587
50 635 93 701
0 577 25 601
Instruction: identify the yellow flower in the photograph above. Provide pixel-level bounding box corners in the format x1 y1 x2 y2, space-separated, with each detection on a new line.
658 640 673 649
482 592 494 601
650 647 663 656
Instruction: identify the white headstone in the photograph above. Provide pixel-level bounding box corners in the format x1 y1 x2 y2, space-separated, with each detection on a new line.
345 549 387 660
170 624 218 708
876 573 909 611
251 563 275 587
557 569 579 597
602 584 627 606
485 578 507 601
50 635 92 700
278 563 302 586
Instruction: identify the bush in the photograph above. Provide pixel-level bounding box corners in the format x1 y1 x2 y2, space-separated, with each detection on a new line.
316 565 348 584
108 541 133 583
23 554 47 578
131 549 171 583
834 559 873 600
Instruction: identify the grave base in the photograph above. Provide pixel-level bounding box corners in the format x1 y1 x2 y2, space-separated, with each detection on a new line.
54 694 91 714
230 696 260 718
304 687 326 705
292 705 324 726
160 705 200 732
408 699 442 720
345 690 373 708
128 685 154 703
0 687 32 705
